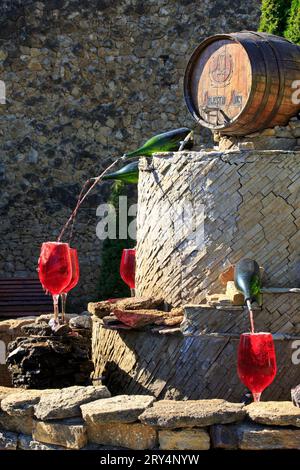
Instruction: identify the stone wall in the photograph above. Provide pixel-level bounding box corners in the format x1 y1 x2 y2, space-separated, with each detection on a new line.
1 384 300 450
0 0 261 310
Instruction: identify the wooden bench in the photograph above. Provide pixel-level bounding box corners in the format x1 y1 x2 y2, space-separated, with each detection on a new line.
0 278 53 318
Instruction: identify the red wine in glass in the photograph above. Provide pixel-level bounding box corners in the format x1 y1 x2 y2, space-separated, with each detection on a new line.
60 248 80 322
38 242 72 324
120 248 136 296
237 332 277 402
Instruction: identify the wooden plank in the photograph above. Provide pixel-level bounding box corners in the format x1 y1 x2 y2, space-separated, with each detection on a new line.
0 277 52 317
0 305 52 311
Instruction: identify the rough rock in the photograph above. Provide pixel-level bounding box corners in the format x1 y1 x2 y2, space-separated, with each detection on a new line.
21 322 52 336
86 421 157 450
169 307 184 317
36 314 77 324
114 309 166 328
0 386 18 404
158 315 183 326
18 433 66 450
246 401 300 427
52 323 72 336
0 318 37 334
217 129 298 151
7 335 93 389
139 400 245 428
81 395 155 424
33 418 88 449
0 430 18 450
34 385 111 420
1 389 49 416
69 315 92 330
0 411 34 434
291 384 300 407
159 428 210 450
88 297 164 318
211 422 300 450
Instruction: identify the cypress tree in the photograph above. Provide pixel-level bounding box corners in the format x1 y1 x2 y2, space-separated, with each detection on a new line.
284 0 300 44
259 0 292 36
97 181 135 300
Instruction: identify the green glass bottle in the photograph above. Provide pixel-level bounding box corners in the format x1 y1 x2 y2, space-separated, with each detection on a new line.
123 127 194 159
234 258 261 302
102 161 139 184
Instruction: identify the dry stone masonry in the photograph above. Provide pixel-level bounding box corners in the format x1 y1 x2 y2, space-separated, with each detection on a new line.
0 385 300 450
215 117 300 151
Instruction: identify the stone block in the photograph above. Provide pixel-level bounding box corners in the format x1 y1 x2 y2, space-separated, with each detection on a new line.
0 386 17 405
274 126 293 138
0 411 33 434
246 401 300 427
81 395 155 424
18 433 66 450
69 315 92 329
32 418 88 450
211 422 300 450
34 385 111 420
0 430 18 450
139 399 245 428
159 428 210 450
1 389 46 417
86 421 157 450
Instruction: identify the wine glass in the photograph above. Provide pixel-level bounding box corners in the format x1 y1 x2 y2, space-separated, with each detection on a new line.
120 248 136 296
237 332 277 402
60 248 80 323
38 242 72 324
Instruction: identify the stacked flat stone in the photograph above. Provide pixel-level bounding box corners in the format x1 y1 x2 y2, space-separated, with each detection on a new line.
215 116 300 151
1 385 300 450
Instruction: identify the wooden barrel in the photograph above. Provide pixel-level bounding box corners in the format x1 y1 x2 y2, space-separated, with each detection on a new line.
184 31 300 136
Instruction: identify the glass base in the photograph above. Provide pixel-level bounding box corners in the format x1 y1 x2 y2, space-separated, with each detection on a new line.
252 392 261 402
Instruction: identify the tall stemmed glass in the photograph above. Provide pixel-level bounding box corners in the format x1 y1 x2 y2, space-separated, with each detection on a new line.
120 248 136 297
237 332 277 402
38 242 72 324
60 248 80 323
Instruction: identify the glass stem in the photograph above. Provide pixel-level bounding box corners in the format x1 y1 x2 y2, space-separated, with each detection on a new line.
61 292 67 323
53 294 59 324
130 288 135 297
253 392 261 402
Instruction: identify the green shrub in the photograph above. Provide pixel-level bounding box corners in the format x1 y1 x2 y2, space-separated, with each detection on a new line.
284 0 300 44
97 181 135 300
259 0 292 36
